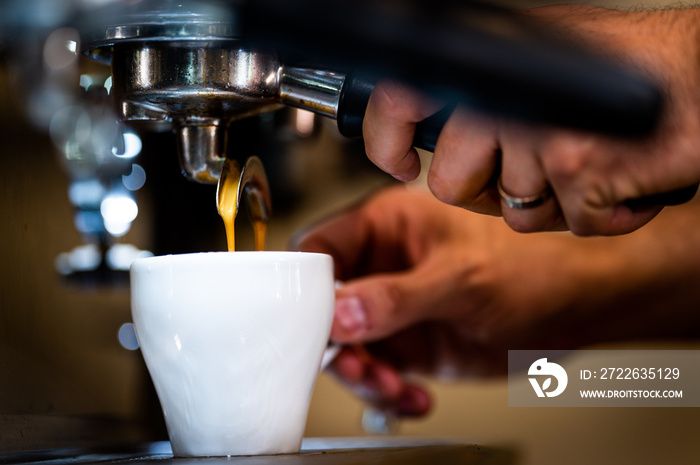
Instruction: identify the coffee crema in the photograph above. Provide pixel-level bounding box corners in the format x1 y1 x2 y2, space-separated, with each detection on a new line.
217 156 272 252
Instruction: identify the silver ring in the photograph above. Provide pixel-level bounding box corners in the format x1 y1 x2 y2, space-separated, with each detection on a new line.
497 179 552 210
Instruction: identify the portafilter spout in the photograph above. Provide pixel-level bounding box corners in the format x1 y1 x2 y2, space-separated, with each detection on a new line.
176 121 228 184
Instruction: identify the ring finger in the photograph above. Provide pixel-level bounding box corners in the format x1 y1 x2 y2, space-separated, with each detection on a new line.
498 123 566 232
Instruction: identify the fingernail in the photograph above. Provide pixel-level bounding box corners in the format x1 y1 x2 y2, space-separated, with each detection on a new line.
393 170 418 183
398 392 418 415
397 389 430 417
393 173 412 182
335 296 367 333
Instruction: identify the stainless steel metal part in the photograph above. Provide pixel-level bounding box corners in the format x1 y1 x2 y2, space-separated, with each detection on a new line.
279 68 345 118
177 120 228 184
110 41 284 182
80 0 348 183
80 0 240 57
109 42 283 123
102 38 347 182
81 1 261 182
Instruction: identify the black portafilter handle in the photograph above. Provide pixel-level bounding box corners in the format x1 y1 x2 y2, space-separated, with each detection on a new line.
336 74 449 152
335 75 698 207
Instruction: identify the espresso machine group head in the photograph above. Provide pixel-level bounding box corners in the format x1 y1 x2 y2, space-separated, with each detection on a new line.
81 0 346 183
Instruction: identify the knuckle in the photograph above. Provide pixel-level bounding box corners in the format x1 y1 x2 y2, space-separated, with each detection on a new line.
542 136 590 185
363 143 407 179
547 155 583 186
569 225 596 237
363 144 385 168
380 280 405 319
565 210 601 237
363 279 412 339
372 80 434 123
427 169 468 207
427 170 454 203
372 82 411 121
502 214 542 234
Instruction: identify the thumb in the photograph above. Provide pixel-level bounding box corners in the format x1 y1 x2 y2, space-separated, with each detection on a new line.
331 261 452 344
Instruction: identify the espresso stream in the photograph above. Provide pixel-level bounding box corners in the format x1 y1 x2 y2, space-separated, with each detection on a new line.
216 156 388 430
217 156 272 252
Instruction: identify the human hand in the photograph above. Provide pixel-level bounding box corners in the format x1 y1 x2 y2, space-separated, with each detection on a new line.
293 186 700 417
362 5 700 235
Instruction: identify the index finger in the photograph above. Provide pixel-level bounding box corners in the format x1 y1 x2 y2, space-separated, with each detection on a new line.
363 80 442 182
291 206 369 280
291 188 424 279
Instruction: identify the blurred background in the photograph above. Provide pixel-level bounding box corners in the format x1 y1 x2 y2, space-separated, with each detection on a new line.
1 0 699 464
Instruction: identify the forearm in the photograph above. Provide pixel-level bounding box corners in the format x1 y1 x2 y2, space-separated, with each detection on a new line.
546 198 700 346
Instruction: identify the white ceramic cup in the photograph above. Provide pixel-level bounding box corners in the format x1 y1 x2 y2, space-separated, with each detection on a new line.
130 251 335 457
